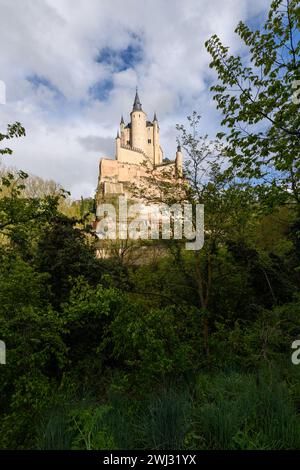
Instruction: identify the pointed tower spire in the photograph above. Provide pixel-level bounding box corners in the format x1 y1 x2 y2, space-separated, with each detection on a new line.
133 87 142 111
116 130 120 139
153 111 158 122
120 115 124 124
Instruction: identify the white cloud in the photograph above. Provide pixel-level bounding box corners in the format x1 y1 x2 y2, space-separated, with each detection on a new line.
0 0 271 198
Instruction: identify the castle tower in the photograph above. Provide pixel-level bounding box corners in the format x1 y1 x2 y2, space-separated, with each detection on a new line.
130 89 147 154
115 90 166 165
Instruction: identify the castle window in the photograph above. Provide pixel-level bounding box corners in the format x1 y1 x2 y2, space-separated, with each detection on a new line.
148 139 151 144
127 140 130 145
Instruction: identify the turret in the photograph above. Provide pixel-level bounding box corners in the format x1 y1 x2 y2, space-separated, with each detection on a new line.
116 130 121 160
120 115 125 146
153 112 161 165
175 144 183 177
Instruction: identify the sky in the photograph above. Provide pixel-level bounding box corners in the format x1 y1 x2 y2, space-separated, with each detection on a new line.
0 0 271 199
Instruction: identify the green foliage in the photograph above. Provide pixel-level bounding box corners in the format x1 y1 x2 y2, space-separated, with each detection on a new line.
34 214 101 307
0 256 67 448
0 122 25 156
70 404 115 450
0 169 66 262
102 299 200 386
205 0 300 205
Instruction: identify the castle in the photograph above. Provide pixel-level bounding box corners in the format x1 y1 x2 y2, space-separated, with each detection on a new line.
96 89 183 201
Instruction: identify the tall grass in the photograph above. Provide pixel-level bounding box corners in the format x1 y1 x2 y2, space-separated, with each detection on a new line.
192 372 300 449
35 371 300 450
135 388 191 449
36 407 74 450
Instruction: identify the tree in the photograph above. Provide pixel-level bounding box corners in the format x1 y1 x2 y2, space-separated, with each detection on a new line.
205 0 300 207
0 255 67 449
34 214 103 308
0 171 61 237
0 124 65 246
0 122 25 156
128 112 262 357
175 113 263 356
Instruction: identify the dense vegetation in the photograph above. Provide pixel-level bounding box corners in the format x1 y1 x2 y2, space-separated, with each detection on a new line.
0 0 299 450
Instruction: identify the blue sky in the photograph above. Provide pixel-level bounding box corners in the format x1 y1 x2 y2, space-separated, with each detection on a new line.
0 0 271 198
